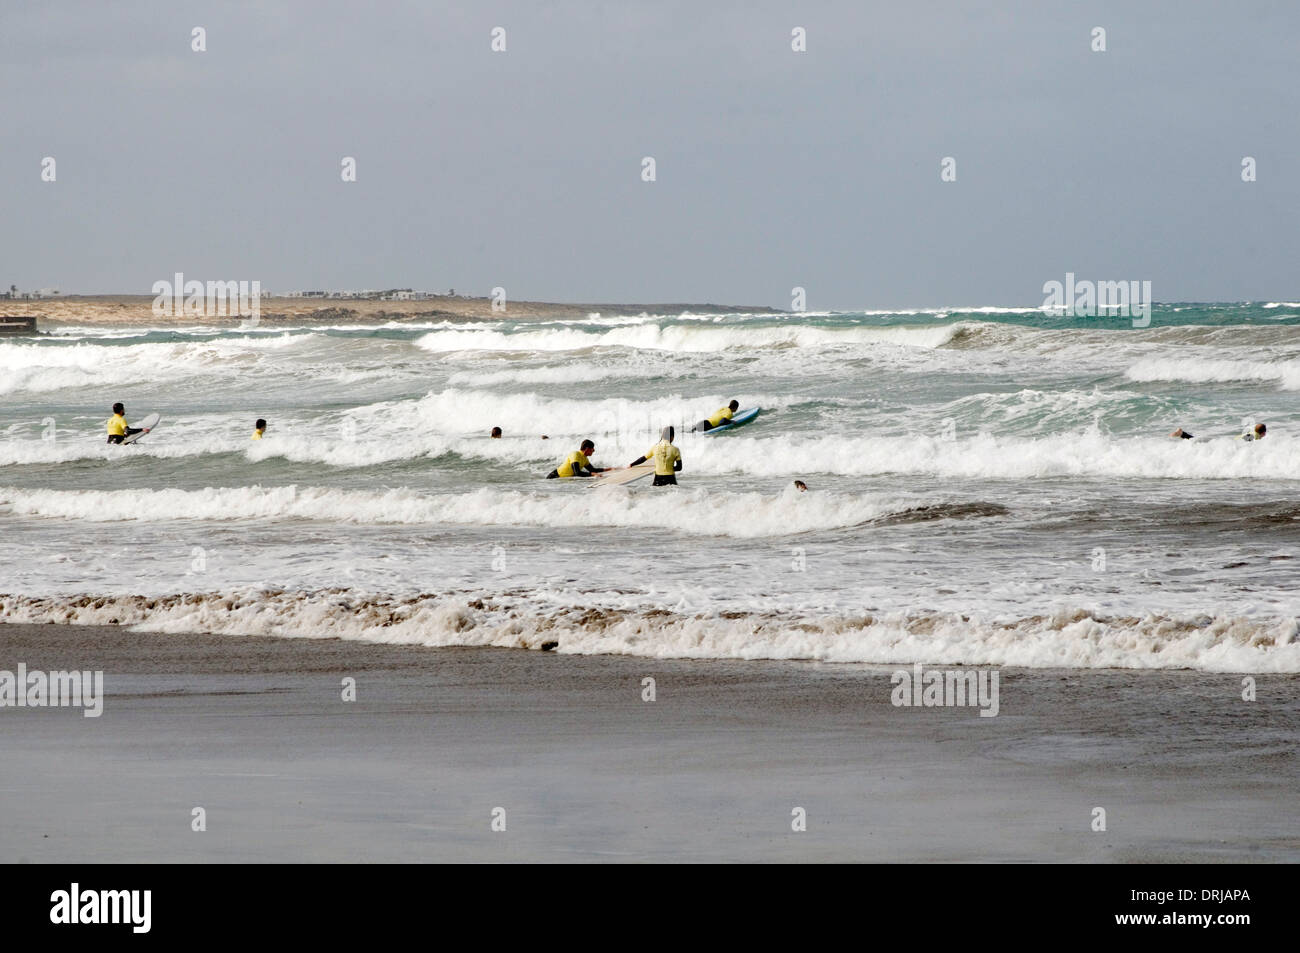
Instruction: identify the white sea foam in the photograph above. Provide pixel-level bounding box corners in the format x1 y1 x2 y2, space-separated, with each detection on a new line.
4 402 1296 477
10 308 1300 677
687 430 1300 481
1 591 1294 673
446 364 650 387
0 334 309 395
414 322 963 354
418 387 788 434
0 484 917 537
1126 357 1300 390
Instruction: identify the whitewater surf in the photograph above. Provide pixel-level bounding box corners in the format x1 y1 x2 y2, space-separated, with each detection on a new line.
3 304 1299 673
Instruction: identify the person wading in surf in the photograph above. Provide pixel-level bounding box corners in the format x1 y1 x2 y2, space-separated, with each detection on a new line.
546 439 611 479
630 426 683 486
1171 422 1266 441
106 402 145 445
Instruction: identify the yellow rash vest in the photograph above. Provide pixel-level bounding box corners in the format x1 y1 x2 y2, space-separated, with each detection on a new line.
644 440 681 476
707 406 734 428
556 450 593 477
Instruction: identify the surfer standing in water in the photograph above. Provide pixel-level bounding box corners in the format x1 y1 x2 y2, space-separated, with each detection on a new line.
546 439 611 479
630 426 683 486
106 402 145 445
690 400 740 433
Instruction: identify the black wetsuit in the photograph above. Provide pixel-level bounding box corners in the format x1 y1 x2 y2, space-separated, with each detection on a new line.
107 428 142 445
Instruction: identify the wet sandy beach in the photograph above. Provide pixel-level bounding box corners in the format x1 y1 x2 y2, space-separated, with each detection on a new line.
1 623 1295 862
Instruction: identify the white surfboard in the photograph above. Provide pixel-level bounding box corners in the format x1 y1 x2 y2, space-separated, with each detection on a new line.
589 463 655 488
120 412 160 445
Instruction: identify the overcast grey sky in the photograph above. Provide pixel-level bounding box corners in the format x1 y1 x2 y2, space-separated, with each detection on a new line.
2 0 1297 308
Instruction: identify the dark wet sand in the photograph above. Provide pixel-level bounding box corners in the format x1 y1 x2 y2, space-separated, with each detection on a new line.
1 623 1296 862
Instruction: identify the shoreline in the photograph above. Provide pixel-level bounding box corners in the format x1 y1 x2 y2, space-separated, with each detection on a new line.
2 621 1296 862
0 295 785 328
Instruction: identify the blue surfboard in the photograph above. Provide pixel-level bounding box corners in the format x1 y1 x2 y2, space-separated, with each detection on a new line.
701 407 761 435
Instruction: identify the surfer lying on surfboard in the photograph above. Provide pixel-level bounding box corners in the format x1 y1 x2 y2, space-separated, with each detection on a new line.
629 426 683 486
546 439 613 479
106 402 148 445
690 400 739 433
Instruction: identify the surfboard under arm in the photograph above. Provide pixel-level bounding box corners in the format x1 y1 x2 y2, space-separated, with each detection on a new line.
120 413 161 445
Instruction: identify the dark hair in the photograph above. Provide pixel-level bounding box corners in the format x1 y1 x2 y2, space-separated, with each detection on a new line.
729 400 740 411
580 439 595 451
1256 423 1267 435
490 427 502 438
256 418 267 430
112 402 125 414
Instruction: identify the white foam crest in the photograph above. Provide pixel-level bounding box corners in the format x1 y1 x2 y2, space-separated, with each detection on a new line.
6 410 1295 479
686 430 1300 480
942 305 1046 315
446 364 648 387
1126 357 1300 389
414 322 962 354
0 334 310 395
242 432 459 467
0 484 912 537
1 387 690 468
938 387 1130 424
391 388 787 441
0 425 533 469
1 592 1295 673
0 424 261 466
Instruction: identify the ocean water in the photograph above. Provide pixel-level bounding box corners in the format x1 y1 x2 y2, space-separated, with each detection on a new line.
3 303 1300 672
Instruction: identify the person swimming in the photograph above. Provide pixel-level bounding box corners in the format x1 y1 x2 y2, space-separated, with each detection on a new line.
490 427 502 438
691 399 740 433
252 418 267 440
630 426 682 486
546 439 611 479
105 402 145 445
1171 423 1267 441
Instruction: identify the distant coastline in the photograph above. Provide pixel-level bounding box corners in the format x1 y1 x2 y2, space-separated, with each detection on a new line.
0 294 785 327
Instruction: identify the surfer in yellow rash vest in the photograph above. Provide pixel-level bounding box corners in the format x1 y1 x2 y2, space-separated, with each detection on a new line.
105 402 144 445
690 399 740 433
546 439 611 479
630 426 683 486
252 418 267 440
